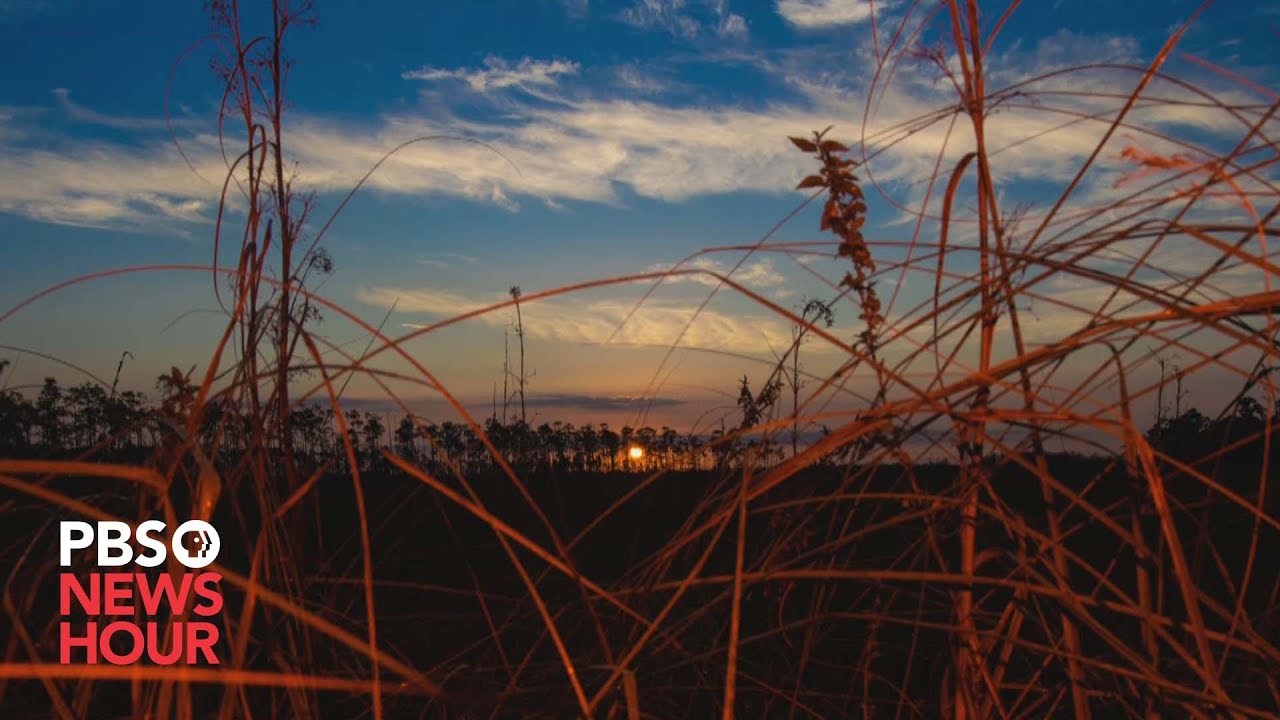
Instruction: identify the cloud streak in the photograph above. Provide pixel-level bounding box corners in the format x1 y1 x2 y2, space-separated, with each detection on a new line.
648 256 790 290
360 284 800 355
620 0 747 40
775 0 879 28
52 88 171 131
402 56 580 92
0 131 219 228
521 392 686 410
0 30 1271 234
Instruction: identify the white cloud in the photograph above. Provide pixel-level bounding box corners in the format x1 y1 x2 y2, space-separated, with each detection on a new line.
52 88 170 131
718 13 748 39
358 284 798 354
5 73 1265 231
0 133 221 228
612 64 671 94
650 257 790 289
1023 28 1139 69
2 27 1272 234
713 0 748 39
275 97 832 206
620 0 748 40
402 56 579 92
621 0 701 39
775 0 877 28
734 258 787 287
0 91 832 228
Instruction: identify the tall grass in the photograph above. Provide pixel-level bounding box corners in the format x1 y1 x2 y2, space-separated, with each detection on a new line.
2 0 1279 718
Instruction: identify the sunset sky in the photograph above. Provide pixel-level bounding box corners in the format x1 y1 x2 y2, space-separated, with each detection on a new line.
0 0 1276 432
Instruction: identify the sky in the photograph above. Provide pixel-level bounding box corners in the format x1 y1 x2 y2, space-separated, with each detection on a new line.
0 0 1276 434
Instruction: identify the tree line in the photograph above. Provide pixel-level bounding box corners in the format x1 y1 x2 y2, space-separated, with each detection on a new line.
0 373 805 474
1 370 1273 475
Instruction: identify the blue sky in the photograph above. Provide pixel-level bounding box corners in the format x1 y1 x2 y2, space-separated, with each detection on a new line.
0 0 1276 432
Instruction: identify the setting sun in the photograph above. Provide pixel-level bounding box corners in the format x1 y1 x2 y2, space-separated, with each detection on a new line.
628 446 645 461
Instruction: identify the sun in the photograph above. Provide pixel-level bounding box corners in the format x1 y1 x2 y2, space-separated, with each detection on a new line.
628 446 645 461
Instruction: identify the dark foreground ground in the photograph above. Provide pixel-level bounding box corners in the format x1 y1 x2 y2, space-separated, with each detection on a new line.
2 440 1278 718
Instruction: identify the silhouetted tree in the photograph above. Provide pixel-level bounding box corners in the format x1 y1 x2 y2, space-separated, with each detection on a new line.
509 285 527 426
35 378 65 451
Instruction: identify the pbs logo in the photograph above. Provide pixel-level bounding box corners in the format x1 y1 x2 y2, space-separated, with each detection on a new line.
60 520 221 570
171 520 220 569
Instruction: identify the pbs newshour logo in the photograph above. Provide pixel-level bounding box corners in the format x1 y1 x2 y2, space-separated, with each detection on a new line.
59 520 224 666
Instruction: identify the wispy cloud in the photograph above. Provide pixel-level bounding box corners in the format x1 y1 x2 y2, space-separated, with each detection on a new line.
51 88 170 131
611 64 673 94
0 131 218 228
713 0 748 39
718 14 748 39
622 0 701 39
775 0 879 29
521 392 686 410
1 28 1271 232
269 97 832 209
649 257 790 290
303 391 686 417
620 0 747 40
417 253 478 270
402 56 580 92
360 284 798 355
